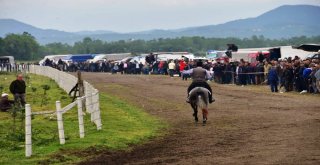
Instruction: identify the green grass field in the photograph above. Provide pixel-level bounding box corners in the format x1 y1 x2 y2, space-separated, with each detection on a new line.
0 72 166 164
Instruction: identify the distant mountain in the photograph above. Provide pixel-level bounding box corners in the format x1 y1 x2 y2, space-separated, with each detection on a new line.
0 4 319 45
74 30 116 35
0 19 79 43
176 5 320 38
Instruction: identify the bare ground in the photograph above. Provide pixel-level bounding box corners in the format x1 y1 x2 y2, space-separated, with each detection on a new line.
79 73 320 165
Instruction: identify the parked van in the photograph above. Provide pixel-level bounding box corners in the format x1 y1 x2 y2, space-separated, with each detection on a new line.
0 56 15 64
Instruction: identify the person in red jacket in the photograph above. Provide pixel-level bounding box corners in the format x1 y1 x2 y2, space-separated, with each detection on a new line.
179 60 186 77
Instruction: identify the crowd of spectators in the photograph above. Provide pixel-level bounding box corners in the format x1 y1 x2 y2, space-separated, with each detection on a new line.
210 56 320 94
42 55 320 95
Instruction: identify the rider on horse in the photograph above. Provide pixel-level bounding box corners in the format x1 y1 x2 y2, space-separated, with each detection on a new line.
183 60 215 104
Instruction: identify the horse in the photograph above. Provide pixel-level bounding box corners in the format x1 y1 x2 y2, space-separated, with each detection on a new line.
189 87 210 126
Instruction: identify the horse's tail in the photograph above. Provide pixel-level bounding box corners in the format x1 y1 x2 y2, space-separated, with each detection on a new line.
198 95 202 105
198 94 209 120
198 94 206 110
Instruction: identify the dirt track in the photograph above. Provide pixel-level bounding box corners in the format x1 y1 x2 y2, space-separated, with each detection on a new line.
79 73 320 165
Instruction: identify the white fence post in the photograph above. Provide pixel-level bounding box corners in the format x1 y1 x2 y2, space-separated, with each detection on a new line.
89 87 94 122
25 104 32 157
94 89 102 130
56 101 65 144
91 89 96 123
77 97 85 138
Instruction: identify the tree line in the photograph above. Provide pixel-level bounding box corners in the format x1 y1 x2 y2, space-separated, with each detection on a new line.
0 32 320 60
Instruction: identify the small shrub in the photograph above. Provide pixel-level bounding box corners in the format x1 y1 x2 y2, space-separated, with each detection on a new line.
31 87 37 103
40 84 51 106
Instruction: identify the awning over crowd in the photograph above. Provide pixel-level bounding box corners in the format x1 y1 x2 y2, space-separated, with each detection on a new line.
62 54 95 62
292 44 320 52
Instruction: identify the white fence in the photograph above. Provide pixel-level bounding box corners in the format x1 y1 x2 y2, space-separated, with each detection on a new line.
0 63 30 72
25 65 102 157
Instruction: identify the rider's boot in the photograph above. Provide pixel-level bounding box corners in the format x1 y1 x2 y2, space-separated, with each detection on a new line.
209 94 215 103
186 95 190 103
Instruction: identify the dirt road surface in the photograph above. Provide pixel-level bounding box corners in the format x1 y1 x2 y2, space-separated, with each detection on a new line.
79 73 320 165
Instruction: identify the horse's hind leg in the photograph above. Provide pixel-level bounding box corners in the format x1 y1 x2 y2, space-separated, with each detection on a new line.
193 105 198 123
194 111 198 123
202 108 208 126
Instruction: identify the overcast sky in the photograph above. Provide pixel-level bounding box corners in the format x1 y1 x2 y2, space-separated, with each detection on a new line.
0 0 319 33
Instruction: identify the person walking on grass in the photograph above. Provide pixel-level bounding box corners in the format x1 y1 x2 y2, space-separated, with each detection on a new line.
9 74 26 106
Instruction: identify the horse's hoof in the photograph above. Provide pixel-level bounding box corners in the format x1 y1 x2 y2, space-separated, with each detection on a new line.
203 120 206 126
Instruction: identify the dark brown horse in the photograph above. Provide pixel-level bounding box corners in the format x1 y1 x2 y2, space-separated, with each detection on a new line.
189 87 210 126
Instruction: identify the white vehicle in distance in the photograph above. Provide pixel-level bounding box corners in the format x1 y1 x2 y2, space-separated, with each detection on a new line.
0 56 15 64
88 53 132 63
39 54 70 65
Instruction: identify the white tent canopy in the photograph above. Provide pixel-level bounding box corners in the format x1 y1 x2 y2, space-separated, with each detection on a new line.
238 46 313 59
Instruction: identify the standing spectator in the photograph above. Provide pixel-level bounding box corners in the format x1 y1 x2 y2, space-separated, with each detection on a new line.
9 74 26 106
237 62 247 86
255 61 264 84
175 60 180 76
168 60 176 77
246 62 256 85
268 65 279 92
264 61 272 79
163 61 169 75
310 63 319 94
112 63 119 74
135 61 140 74
220 63 226 83
153 61 159 74
315 64 320 92
213 63 223 83
285 63 294 92
302 63 313 93
119 62 124 74
143 64 150 75
179 60 186 77
293 61 302 92
275 60 283 80
182 62 191 81
299 62 307 94
0 93 14 112
57 59 64 71
123 62 128 74
158 61 164 74
224 62 233 84
139 62 144 74
280 63 293 92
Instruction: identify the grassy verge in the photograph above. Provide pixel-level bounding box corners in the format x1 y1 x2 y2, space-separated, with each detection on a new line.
0 72 166 164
